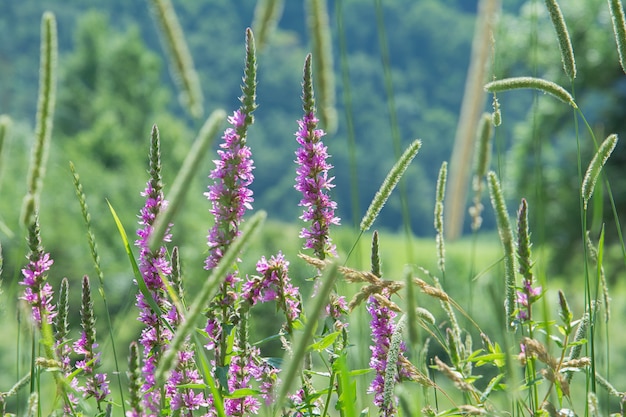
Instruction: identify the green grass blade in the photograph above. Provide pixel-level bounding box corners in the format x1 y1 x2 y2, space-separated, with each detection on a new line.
106 199 164 323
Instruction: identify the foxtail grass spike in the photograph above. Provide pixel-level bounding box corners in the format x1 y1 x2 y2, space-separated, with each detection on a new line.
485 77 577 108
566 310 590 382
54 277 69 343
371 230 381 277
487 171 516 329
544 0 577 79
582 134 618 210
156 210 266 384
558 290 573 331
434 162 447 274
383 314 407 414
360 140 422 231
307 0 337 133
149 109 226 252
474 114 493 180
252 0 285 50
405 266 418 345
516 199 533 282
148 0 203 118
127 341 143 417
608 0 626 73
275 260 339 411
491 95 501 126
70 161 125 413
241 28 258 127
21 12 57 227
0 114 11 167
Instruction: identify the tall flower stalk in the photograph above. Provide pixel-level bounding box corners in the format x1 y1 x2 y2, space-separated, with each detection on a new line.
204 28 257 371
74 276 110 410
294 53 340 260
134 125 176 414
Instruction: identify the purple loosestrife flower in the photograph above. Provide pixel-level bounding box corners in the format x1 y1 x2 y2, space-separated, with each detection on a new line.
20 216 56 325
242 252 301 330
204 29 257 368
134 126 179 414
294 54 340 259
366 293 409 416
74 275 110 408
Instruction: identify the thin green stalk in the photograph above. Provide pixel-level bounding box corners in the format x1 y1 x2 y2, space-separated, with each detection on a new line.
373 0 413 262
70 162 125 414
336 0 361 235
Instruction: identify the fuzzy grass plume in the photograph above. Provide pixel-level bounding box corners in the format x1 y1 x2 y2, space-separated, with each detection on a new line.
544 0 576 79
21 12 57 227
360 140 421 231
608 0 626 73
485 77 577 108
148 0 203 118
582 134 618 210
487 171 516 329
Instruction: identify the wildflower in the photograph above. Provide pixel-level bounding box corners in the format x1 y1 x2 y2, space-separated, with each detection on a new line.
20 216 56 325
294 54 340 259
366 293 409 416
74 276 110 407
203 28 257 368
134 126 177 414
243 252 301 328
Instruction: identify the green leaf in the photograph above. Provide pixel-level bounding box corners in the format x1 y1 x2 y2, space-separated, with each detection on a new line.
309 331 341 352
107 200 170 332
225 388 261 399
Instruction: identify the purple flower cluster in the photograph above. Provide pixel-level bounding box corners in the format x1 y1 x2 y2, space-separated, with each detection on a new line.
294 112 340 258
243 252 301 326
204 110 255 355
516 280 542 322
205 110 254 271
73 336 110 402
20 251 56 324
366 294 408 416
135 178 175 414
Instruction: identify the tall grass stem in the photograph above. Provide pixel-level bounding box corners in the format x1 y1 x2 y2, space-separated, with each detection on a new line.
21 12 57 227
